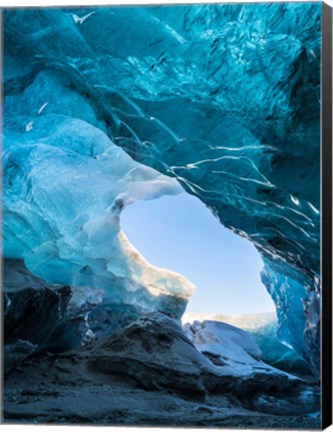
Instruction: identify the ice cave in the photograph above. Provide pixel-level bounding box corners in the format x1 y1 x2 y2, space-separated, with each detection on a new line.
2 3 321 427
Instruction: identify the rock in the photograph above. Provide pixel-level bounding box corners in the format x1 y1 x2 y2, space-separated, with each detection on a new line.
83 312 303 403
3 340 37 377
4 260 72 347
86 312 209 401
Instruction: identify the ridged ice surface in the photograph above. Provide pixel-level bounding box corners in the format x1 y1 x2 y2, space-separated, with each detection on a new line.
2 4 320 374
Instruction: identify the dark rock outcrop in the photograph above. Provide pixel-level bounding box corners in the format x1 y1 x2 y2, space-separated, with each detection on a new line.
82 312 314 408
3 259 72 374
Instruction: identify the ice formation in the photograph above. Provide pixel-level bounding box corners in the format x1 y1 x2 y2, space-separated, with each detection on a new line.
183 312 314 375
183 320 263 370
3 4 320 374
3 95 194 315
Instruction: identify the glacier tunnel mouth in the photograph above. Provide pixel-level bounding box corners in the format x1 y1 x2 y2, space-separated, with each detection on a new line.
121 192 275 316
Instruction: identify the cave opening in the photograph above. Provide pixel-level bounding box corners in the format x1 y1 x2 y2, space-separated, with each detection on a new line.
121 191 275 318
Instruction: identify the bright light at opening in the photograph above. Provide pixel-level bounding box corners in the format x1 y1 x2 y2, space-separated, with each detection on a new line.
121 192 275 315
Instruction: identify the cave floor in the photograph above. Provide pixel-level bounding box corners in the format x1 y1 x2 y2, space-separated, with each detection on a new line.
3 351 321 429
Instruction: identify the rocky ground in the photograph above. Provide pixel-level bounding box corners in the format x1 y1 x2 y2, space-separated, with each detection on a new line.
3 312 321 429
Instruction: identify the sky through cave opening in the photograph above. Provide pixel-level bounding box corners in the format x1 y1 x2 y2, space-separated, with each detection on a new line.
121 192 275 316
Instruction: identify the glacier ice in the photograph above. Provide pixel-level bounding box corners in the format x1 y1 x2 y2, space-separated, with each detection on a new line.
2 3 320 375
3 107 194 316
183 320 263 368
183 312 313 376
182 318 311 386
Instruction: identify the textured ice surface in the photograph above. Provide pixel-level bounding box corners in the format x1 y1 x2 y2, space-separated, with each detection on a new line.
183 312 313 376
183 320 263 371
3 4 320 373
3 86 194 315
182 318 312 384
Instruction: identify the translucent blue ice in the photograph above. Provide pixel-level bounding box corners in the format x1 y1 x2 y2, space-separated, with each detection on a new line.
2 3 321 374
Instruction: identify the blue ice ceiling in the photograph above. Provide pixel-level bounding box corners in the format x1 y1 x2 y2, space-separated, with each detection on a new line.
2 3 321 375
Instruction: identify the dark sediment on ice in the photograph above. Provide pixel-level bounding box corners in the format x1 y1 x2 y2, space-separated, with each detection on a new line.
3 312 321 428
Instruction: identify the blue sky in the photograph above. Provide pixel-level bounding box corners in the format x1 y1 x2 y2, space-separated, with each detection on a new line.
121 192 275 315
